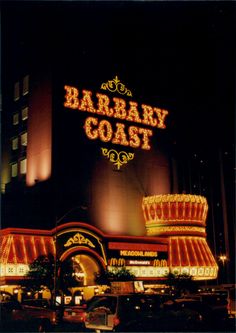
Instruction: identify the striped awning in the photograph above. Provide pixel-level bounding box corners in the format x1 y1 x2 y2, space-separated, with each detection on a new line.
169 236 218 279
0 231 55 265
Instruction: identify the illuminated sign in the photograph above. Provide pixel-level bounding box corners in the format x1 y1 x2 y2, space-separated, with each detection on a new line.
128 260 151 265
108 257 168 267
120 250 158 257
64 83 169 151
56 229 107 265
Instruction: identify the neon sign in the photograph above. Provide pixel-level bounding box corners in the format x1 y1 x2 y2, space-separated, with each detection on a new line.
120 250 158 257
64 85 169 150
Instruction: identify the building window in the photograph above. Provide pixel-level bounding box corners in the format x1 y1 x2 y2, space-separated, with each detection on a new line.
21 132 27 146
18 266 26 275
11 163 18 177
23 75 29 95
12 137 18 150
20 158 27 174
22 106 28 120
13 113 19 125
14 82 20 101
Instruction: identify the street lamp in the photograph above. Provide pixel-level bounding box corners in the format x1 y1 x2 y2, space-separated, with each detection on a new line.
219 254 227 285
219 255 227 264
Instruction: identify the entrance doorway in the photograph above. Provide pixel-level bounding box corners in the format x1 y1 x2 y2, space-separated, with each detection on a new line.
70 254 101 286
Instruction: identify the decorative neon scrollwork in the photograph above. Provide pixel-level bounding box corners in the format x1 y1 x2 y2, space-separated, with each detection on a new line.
101 76 132 97
64 232 95 248
101 148 134 170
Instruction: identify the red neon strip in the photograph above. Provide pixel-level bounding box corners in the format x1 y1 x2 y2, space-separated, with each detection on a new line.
198 239 210 266
170 238 180 266
202 239 217 266
0 236 8 263
34 237 44 258
7 240 15 264
44 237 55 256
192 238 205 266
24 236 35 262
186 238 198 266
13 236 25 264
178 238 188 266
108 242 167 252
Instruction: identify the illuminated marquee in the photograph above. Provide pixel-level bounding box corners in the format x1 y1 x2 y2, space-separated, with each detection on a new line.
64 85 169 150
120 250 158 257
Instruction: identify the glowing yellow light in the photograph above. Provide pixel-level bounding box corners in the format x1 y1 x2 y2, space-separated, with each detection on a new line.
98 120 113 143
96 93 113 117
112 123 129 146
219 255 227 262
101 76 132 97
113 97 127 120
79 90 96 113
154 108 169 129
129 126 141 148
64 85 169 130
141 104 158 127
126 102 142 123
101 148 134 170
84 117 153 150
84 117 99 140
64 85 79 109
139 128 153 150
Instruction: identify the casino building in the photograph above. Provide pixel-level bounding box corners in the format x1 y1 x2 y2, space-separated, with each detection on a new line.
0 194 218 301
0 66 219 299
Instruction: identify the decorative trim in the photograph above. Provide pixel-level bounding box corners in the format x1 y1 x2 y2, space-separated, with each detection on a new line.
143 194 207 205
64 232 95 248
101 76 132 97
101 148 134 170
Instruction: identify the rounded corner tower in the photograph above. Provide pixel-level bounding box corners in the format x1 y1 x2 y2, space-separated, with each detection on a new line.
142 194 218 280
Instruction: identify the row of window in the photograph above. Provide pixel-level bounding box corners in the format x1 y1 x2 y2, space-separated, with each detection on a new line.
13 106 28 125
11 158 27 177
0 264 29 276
14 75 29 101
12 132 27 150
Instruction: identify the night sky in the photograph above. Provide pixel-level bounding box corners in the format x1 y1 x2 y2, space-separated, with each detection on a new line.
2 0 235 154
1 0 235 282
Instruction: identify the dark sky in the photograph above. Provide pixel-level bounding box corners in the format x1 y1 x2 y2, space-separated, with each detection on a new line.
1 1 235 153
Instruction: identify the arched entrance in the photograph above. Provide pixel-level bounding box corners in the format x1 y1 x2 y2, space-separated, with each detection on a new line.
60 249 106 302
55 222 108 301
70 253 101 286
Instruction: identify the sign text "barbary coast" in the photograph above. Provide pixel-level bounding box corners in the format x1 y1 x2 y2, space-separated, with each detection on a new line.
64 85 169 150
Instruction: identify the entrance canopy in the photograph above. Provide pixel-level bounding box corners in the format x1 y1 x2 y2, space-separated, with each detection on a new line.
0 222 168 284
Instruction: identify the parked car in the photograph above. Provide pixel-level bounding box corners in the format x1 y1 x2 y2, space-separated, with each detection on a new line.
84 293 199 332
22 297 64 325
172 292 229 321
22 298 51 308
63 303 87 324
0 299 52 332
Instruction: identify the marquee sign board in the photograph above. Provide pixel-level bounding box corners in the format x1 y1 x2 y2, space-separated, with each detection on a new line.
64 77 169 169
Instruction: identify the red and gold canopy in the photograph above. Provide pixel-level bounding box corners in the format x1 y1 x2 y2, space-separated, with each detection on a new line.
142 194 218 280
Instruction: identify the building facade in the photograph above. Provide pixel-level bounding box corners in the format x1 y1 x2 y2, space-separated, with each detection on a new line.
1 3 234 298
